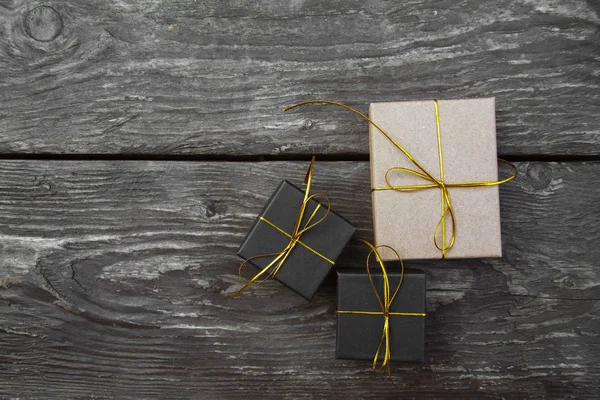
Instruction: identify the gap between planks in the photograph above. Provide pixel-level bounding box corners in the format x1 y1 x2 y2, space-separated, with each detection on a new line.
0 153 598 163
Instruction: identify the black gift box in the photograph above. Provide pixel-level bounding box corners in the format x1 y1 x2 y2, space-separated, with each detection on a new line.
237 180 357 300
336 267 426 362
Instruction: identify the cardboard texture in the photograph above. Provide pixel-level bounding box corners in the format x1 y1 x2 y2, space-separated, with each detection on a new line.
336 267 425 363
369 98 502 260
237 180 357 300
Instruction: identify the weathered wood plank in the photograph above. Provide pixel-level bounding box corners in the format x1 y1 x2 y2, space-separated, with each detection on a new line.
0 0 598 157
0 160 598 399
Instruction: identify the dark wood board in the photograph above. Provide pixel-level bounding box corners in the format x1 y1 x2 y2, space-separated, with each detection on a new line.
2 0 599 398
0 0 599 157
0 160 598 399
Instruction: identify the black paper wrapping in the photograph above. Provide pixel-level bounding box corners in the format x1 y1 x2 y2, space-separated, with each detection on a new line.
336 267 425 362
237 180 357 300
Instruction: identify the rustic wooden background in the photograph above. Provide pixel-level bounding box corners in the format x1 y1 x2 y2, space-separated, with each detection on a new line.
1 0 599 399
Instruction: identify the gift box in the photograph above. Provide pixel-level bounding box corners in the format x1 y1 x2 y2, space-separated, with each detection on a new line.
336 267 426 363
369 98 503 260
237 180 357 300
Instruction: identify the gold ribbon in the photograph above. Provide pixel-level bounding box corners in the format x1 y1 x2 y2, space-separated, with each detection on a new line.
226 156 332 298
284 100 518 258
257 216 334 265
336 240 426 377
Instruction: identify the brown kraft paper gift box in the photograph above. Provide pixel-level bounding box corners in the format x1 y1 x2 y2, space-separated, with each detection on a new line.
369 98 502 260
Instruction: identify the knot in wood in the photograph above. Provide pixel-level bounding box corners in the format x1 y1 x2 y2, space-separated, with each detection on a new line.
526 162 553 190
25 6 63 42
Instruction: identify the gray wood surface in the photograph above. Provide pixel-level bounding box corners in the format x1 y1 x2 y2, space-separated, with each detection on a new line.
1 160 598 399
1 0 599 398
0 0 598 156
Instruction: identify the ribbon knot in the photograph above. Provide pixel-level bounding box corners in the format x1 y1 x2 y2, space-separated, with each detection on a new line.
227 157 332 298
383 158 457 257
284 100 517 258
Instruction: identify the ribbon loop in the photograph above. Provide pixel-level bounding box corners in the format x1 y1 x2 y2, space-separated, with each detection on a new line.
336 240 427 377
285 100 518 258
363 240 403 375
226 156 332 298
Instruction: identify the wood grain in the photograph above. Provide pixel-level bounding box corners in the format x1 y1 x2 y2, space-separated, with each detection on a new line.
0 0 598 157
0 160 598 399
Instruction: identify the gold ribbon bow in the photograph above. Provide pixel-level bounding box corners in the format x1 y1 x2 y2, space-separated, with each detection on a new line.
337 240 426 377
284 100 518 258
226 156 332 298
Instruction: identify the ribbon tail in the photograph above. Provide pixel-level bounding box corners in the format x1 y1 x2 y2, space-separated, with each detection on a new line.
372 317 392 375
283 100 435 183
444 160 518 188
498 158 518 183
224 250 290 299
433 188 456 257
384 318 392 377
269 245 295 278
304 156 316 187
372 327 387 373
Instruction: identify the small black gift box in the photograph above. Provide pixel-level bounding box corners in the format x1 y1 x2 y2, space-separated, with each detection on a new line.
336 267 426 363
237 180 356 300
